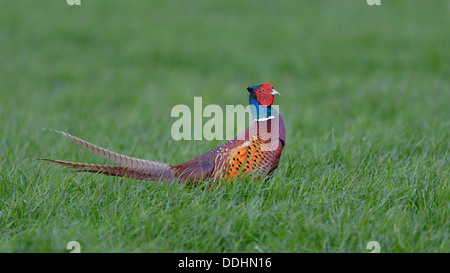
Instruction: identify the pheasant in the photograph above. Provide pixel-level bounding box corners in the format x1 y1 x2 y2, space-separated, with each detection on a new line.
40 83 286 184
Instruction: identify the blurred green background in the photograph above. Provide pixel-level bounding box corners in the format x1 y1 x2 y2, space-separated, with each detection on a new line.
0 0 448 252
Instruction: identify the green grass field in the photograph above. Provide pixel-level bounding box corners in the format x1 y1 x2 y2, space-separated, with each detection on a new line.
0 0 449 252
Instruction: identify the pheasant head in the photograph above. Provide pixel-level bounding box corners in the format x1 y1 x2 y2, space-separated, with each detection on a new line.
247 82 280 120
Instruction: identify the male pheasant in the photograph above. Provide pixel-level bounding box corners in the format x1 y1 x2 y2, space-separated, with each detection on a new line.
40 83 286 184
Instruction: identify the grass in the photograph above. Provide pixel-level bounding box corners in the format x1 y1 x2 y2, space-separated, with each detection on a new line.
0 0 449 252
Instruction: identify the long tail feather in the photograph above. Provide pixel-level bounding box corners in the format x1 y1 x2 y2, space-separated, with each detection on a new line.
38 159 161 180
40 129 176 181
42 129 168 169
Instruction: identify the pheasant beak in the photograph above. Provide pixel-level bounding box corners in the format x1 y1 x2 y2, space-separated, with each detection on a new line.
271 89 281 96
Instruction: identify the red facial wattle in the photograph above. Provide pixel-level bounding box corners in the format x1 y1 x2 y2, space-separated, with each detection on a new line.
255 83 275 106
256 92 275 106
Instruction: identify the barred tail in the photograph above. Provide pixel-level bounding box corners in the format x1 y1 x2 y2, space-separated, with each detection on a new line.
38 159 175 181
40 129 176 181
